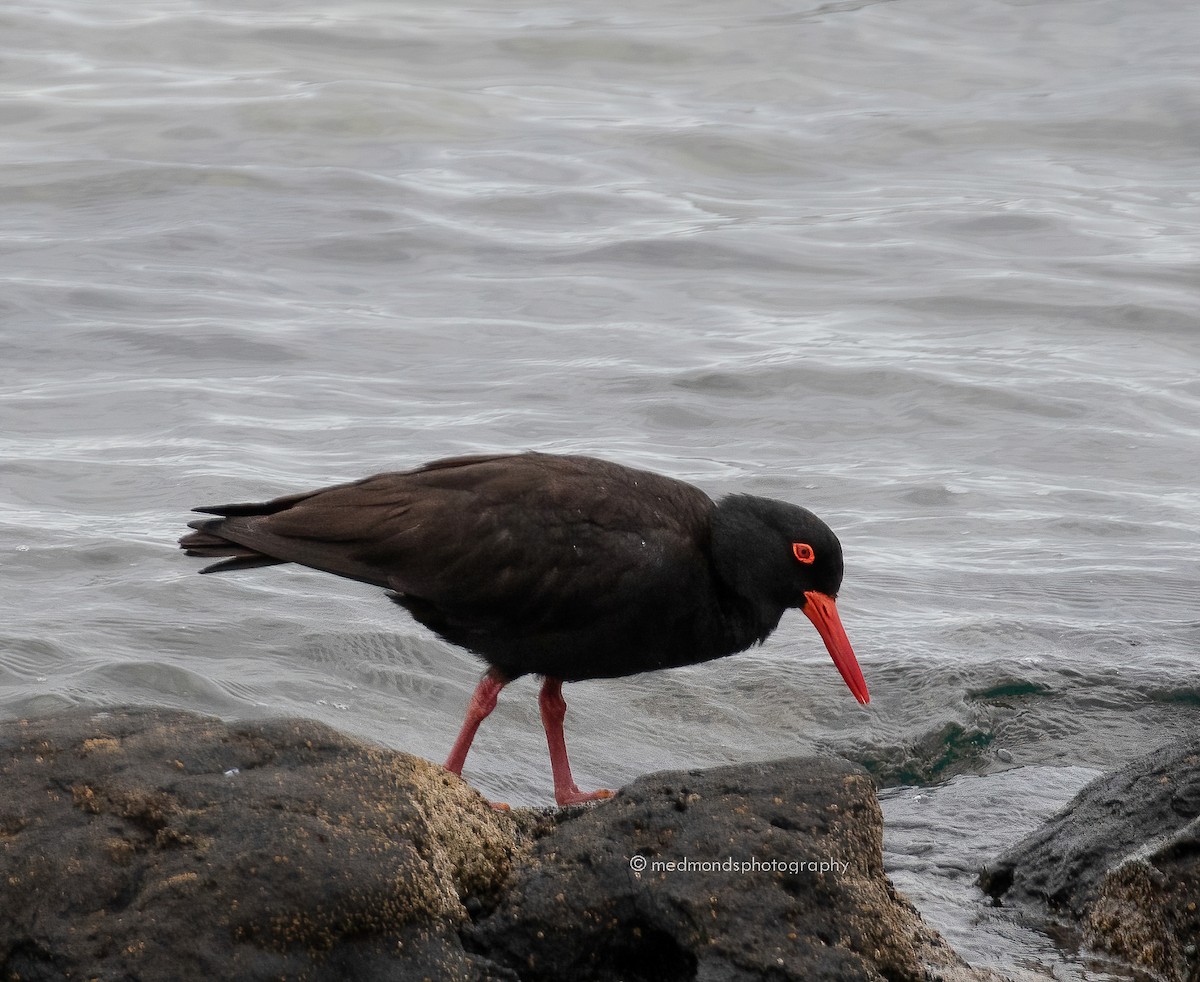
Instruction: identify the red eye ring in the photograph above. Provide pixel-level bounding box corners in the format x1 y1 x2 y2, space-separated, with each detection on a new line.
792 542 815 565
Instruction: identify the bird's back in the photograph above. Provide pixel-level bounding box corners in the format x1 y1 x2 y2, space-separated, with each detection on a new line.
183 453 722 679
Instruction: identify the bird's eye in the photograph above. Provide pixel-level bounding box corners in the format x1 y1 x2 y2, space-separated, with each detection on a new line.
792 542 815 564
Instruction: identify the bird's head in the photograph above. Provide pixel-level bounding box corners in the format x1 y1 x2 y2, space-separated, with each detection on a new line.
714 494 870 705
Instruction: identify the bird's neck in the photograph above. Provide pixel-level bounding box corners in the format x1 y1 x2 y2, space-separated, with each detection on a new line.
704 503 791 656
701 588 787 659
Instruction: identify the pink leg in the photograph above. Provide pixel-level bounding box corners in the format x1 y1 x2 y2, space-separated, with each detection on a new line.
538 677 614 806
444 668 507 775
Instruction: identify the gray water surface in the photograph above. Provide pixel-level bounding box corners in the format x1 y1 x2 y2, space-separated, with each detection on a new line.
3 2 1199 977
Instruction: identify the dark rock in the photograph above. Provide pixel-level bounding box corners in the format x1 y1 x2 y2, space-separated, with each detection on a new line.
979 738 1200 982
0 707 516 981
1 708 1002 981
471 758 1002 982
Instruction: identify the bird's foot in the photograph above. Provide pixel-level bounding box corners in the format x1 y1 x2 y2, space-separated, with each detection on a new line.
555 786 615 807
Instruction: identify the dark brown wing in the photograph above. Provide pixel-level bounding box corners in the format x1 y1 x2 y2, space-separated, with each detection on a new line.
182 452 715 634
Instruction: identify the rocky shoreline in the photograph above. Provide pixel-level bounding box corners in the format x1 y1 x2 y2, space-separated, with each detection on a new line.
1 707 999 981
2 707 1194 981
980 737 1200 982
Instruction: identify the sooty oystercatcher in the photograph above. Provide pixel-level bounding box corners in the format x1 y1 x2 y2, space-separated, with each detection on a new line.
180 451 869 805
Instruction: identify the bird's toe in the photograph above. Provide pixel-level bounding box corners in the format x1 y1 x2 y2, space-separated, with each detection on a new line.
555 787 615 806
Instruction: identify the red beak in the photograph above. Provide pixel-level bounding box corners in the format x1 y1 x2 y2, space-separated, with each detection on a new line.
802 591 870 705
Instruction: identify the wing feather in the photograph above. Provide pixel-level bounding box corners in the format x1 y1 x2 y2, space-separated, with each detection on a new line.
186 453 715 627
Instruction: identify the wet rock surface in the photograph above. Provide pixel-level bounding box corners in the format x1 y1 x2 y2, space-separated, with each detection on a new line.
979 738 1200 982
1 707 1002 981
0 707 515 981
470 757 999 982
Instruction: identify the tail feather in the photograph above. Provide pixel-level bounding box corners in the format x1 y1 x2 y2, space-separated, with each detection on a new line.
179 519 285 575
191 488 317 518
197 555 287 575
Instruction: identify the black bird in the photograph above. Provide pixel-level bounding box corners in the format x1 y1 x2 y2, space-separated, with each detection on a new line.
179 452 869 805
